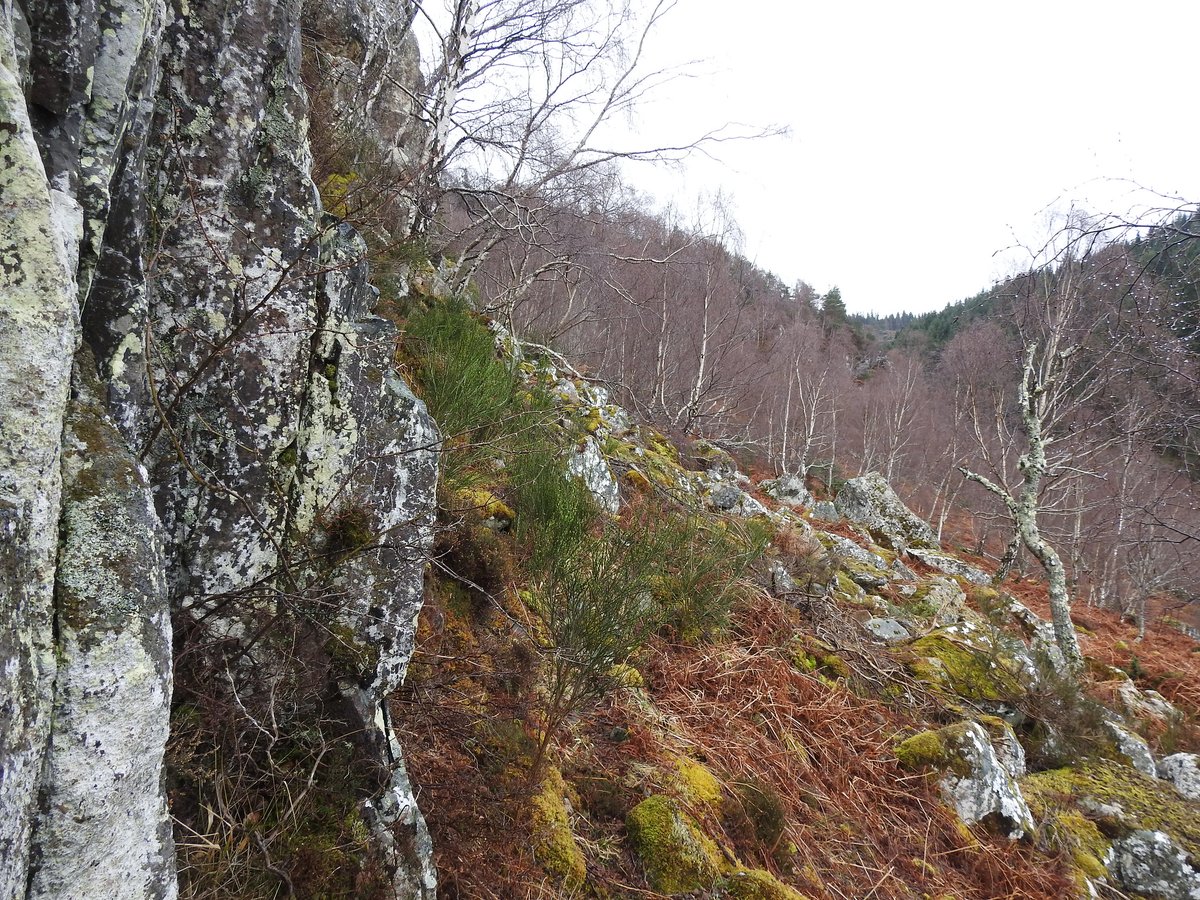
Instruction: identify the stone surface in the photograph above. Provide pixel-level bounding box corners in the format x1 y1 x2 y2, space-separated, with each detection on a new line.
0 9 81 885
569 436 621 514
1103 720 1157 779
1110 830 1200 900
937 722 1034 839
763 473 813 509
906 548 991 585
707 481 768 518
4 0 442 895
834 473 936 551
864 617 912 642
29 361 176 900
920 576 968 625
1158 754 1200 801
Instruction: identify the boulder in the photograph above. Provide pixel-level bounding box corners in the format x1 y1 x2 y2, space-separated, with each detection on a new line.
906 548 991 585
1104 720 1158 779
938 722 1034 839
569 437 621 514
1158 754 1200 802
896 722 1034 839
1110 830 1200 900
864 617 912 643
834 473 936 551
708 482 769 518
917 576 968 625
818 533 893 591
626 795 724 894
763 474 813 509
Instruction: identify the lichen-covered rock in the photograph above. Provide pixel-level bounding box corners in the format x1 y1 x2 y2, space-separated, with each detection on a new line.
978 716 1027 780
8 0 443 895
288 224 440 896
834 473 936 551
1119 679 1182 728
0 11 82 886
707 481 768 518
810 499 840 521
818 532 893 591
1022 761 1200 862
762 474 813 509
1158 754 1200 802
569 436 620 514
908 622 1033 704
906 548 991 585
1110 830 1200 900
914 576 968 625
29 361 176 900
626 795 724 894
1104 719 1158 779
935 722 1034 839
864 617 912 642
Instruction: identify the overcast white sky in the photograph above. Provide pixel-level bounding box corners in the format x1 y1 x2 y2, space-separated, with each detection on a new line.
609 0 1200 316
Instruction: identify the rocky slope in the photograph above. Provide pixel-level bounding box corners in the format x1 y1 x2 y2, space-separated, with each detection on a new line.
3 2 1199 898
393 324 1200 899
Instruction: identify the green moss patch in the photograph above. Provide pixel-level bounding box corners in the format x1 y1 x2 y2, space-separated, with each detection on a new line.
1022 760 1200 859
674 756 723 809
530 767 586 889
908 629 1027 702
721 868 811 900
895 730 950 771
626 794 725 894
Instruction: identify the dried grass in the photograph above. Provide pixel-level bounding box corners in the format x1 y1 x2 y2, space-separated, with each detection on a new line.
634 591 1075 900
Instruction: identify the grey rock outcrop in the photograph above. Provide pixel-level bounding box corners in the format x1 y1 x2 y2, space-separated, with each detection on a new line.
1158 753 1200 801
937 722 1034 840
2 0 440 895
569 437 621 514
834 473 936 551
763 473 813 509
906 548 991 585
28 361 176 900
1110 830 1200 900
1104 720 1157 779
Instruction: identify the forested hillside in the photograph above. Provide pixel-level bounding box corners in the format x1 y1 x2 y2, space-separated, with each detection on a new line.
441 184 1200 635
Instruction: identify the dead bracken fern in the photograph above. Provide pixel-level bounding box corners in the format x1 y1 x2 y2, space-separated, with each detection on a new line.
639 592 1076 900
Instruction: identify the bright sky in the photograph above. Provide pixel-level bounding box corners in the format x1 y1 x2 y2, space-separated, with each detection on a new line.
613 0 1200 316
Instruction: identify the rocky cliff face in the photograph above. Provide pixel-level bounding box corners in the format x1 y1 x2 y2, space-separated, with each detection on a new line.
1 0 437 896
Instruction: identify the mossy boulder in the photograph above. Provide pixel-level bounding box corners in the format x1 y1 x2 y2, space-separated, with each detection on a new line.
1039 809 1110 891
897 723 1032 839
674 756 723 809
626 795 725 894
908 625 1029 703
895 730 962 774
531 767 587 889
721 868 811 900
1022 761 1200 860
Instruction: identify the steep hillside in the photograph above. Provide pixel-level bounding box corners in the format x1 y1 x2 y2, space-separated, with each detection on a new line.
388 299 1200 899
5 3 1200 900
